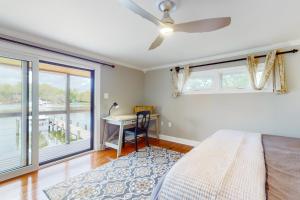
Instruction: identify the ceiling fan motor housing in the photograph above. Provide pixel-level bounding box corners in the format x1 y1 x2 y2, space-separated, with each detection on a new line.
156 0 177 12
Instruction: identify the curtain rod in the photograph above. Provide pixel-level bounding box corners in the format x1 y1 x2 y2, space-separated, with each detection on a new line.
0 34 115 68
170 49 298 72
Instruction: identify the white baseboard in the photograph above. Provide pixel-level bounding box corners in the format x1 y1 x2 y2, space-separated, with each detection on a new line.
150 134 200 147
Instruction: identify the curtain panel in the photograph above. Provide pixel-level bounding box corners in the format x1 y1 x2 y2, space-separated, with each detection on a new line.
247 50 288 94
171 65 190 97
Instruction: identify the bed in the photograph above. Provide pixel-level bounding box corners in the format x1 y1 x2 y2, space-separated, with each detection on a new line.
151 130 300 200
263 135 300 200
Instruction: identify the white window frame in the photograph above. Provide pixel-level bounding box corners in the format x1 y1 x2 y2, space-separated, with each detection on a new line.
182 65 273 95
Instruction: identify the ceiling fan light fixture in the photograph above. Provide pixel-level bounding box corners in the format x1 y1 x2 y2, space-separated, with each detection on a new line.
119 0 231 50
160 26 174 35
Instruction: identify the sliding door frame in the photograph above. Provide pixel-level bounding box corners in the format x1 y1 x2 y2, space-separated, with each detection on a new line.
35 55 101 153
0 39 101 182
38 60 95 165
0 49 39 182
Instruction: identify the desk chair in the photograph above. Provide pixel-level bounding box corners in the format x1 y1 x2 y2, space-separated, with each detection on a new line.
122 111 151 152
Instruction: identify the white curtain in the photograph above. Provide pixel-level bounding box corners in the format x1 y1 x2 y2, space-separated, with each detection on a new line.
171 65 190 97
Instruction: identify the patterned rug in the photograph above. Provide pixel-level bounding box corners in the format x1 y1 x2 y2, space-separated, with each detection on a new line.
44 147 184 200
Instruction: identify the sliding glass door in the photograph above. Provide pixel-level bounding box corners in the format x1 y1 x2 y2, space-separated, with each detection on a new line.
38 61 93 164
0 47 97 181
0 56 33 174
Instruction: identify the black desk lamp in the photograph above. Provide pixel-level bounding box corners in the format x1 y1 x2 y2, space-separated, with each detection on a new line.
108 102 119 115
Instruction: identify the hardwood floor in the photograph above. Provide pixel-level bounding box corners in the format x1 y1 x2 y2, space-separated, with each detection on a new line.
0 138 192 200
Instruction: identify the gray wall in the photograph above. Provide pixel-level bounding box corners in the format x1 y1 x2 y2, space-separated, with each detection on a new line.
101 65 144 116
144 51 300 141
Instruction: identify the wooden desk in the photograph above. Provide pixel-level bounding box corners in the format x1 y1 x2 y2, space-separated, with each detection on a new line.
102 114 160 157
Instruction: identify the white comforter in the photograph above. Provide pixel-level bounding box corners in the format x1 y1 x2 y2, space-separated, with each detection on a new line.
157 130 266 200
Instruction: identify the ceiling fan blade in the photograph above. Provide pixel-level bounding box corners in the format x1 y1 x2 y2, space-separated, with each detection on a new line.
174 17 231 33
119 0 165 27
149 35 164 50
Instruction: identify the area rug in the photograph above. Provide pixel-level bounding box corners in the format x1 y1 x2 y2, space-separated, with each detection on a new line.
44 147 184 200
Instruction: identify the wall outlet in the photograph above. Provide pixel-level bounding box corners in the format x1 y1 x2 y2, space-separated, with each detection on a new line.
168 122 172 128
161 121 164 126
104 93 109 99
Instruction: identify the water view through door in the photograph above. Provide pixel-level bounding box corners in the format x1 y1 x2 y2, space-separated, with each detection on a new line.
38 61 94 164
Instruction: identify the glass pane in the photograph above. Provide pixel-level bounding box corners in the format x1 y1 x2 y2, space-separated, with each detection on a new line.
221 71 250 89
0 56 31 173
183 72 214 92
0 59 22 114
39 71 66 112
39 114 67 149
70 112 91 142
70 75 91 145
38 62 92 164
70 75 91 111
256 71 264 85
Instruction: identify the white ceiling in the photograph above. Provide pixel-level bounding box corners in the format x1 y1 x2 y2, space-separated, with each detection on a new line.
0 0 300 70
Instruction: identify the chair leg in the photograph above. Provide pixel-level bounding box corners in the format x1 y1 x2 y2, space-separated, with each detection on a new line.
122 132 125 148
135 133 138 152
145 132 150 147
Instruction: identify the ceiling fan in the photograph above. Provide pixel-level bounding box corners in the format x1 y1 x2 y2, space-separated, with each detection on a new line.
119 0 231 50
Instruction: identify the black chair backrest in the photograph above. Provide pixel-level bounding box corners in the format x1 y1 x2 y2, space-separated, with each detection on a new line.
135 111 151 133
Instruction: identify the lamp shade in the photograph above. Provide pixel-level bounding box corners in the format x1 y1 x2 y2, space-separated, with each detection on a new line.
108 102 119 115
113 102 119 108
